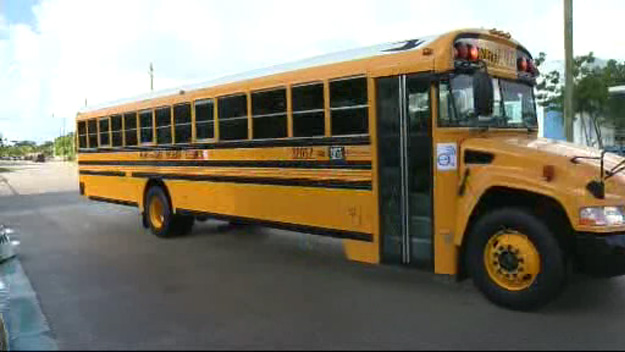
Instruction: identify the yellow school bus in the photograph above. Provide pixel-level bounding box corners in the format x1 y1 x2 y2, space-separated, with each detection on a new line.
76 28 625 310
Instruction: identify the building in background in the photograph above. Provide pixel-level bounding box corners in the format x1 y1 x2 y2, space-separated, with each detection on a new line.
610 85 625 146
538 85 625 148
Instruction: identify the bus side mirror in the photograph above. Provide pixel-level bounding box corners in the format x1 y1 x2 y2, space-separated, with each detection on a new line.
473 71 494 116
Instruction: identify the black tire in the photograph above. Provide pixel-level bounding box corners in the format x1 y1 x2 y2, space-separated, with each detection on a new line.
465 208 566 311
144 186 179 238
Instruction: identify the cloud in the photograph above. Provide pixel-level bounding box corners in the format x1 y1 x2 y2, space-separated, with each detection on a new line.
1 0 624 143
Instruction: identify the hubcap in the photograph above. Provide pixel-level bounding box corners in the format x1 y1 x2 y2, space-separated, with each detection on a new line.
149 196 165 230
483 229 540 291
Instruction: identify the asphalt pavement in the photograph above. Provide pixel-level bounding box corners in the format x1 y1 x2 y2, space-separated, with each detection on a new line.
2 162 625 350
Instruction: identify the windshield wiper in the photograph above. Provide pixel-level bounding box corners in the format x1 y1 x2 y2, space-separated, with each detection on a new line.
605 158 625 180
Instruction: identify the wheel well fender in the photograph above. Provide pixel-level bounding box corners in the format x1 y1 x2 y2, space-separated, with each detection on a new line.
456 186 573 278
141 178 174 214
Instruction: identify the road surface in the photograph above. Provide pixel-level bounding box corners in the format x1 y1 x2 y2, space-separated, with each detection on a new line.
1 161 625 350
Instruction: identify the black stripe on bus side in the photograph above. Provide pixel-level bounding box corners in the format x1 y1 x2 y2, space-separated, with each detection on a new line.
78 160 371 170
132 172 373 190
176 209 374 243
88 196 138 207
78 135 370 153
79 170 126 177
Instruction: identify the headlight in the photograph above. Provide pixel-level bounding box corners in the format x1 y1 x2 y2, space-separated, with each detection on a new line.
580 206 625 226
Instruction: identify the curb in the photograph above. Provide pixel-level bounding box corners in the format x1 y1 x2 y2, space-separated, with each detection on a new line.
1 259 58 350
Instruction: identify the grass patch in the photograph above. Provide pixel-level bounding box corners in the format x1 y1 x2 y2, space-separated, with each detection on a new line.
0 168 12 173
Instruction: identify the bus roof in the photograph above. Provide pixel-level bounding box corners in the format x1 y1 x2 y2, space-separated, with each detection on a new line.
78 28 525 116
78 34 441 114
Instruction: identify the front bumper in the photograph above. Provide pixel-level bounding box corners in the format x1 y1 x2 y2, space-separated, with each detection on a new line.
575 233 625 277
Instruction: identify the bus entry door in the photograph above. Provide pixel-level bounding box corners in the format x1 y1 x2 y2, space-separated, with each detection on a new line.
376 74 433 267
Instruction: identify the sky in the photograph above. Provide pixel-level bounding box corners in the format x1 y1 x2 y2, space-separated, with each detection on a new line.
0 0 624 143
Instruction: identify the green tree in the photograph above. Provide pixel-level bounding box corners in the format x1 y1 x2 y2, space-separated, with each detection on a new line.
535 52 625 148
535 52 563 111
37 141 54 157
54 132 75 161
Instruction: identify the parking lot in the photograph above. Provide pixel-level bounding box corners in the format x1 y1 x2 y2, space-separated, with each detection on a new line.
3 161 625 349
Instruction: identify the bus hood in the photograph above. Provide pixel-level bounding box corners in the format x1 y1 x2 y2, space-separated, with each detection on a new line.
460 135 625 200
462 135 625 171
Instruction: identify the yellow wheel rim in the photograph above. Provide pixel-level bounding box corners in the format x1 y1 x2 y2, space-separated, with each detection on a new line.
149 196 165 230
483 230 540 291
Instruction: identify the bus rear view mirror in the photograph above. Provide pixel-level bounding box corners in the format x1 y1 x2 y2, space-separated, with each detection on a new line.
473 71 494 117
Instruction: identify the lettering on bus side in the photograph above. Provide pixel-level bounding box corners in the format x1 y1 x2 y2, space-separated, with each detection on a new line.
291 147 314 160
184 150 203 160
329 146 346 161
139 150 186 159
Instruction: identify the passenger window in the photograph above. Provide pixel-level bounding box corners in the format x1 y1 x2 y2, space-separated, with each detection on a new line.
123 112 138 146
139 110 154 144
252 88 287 139
218 94 248 141
110 114 123 147
195 99 214 140
87 119 98 148
98 117 110 147
77 121 87 149
330 77 369 135
292 83 324 137
155 106 172 144
174 103 192 144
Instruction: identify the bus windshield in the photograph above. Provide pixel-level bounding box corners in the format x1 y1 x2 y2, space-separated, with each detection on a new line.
439 74 538 129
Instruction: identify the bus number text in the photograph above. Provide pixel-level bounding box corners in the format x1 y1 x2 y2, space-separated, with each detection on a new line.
291 147 314 160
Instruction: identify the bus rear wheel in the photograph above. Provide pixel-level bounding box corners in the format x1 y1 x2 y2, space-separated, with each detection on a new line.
465 208 566 311
144 186 193 238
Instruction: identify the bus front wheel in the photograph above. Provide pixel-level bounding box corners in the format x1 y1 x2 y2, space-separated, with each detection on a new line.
465 208 566 311
144 186 193 238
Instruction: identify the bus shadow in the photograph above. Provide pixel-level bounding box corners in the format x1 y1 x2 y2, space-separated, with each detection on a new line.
544 274 625 313
187 220 270 240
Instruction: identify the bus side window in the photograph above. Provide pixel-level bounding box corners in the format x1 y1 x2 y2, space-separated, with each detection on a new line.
252 88 287 139
139 110 154 144
77 121 87 149
174 103 192 144
99 117 110 147
87 119 98 148
330 77 368 136
292 82 324 137
218 94 248 141
124 112 138 146
155 106 172 144
195 99 214 140
111 114 123 147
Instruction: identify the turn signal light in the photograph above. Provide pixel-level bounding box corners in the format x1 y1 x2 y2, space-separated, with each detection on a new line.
517 57 528 72
543 165 555 182
527 60 537 75
455 43 468 60
517 57 538 75
454 43 480 62
468 44 479 61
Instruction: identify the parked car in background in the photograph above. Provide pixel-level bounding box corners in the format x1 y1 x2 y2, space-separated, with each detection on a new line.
35 154 45 163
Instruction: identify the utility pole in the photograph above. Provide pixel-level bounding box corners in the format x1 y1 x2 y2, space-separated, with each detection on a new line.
149 62 154 91
52 113 58 159
564 0 574 143
62 116 66 161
